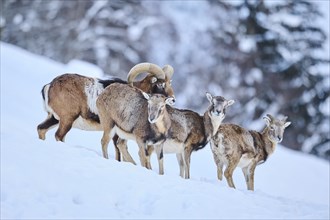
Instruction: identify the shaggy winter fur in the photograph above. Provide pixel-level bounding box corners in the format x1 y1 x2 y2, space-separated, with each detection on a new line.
118 92 235 178
210 114 291 191
152 93 235 178
96 83 174 167
37 63 175 143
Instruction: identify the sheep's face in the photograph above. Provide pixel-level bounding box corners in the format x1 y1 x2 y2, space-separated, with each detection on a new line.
206 92 235 120
263 115 291 143
142 93 174 123
150 77 175 105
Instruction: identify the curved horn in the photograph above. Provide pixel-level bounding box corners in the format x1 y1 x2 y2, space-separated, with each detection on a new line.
267 114 274 121
266 114 275 122
127 63 165 85
162 65 174 80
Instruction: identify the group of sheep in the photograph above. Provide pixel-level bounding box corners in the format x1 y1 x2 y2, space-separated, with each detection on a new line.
37 62 291 191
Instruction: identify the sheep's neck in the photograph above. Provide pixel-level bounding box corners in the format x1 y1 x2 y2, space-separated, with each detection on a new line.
261 128 277 157
153 113 171 135
203 111 222 140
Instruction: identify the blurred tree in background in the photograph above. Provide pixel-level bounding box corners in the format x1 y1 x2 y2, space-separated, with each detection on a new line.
1 0 329 160
1 0 156 75
207 0 329 158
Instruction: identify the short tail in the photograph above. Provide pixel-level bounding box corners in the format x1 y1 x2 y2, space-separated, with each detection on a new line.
41 84 49 100
41 84 50 112
192 142 208 152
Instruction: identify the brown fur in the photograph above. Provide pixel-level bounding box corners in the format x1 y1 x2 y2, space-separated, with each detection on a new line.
96 83 173 168
210 115 291 191
37 74 100 141
142 93 235 178
37 64 175 142
114 71 174 161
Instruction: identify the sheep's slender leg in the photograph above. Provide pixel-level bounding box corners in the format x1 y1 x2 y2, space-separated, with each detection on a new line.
224 158 239 189
137 149 146 168
155 145 164 175
211 150 223 181
136 139 148 169
55 115 78 142
183 147 192 179
101 133 110 159
143 145 154 170
176 153 184 178
112 135 120 161
247 162 257 191
138 150 143 166
217 162 224 181
37 114 59 140
101 121 114 159
242 166 249 188
117 138 136 165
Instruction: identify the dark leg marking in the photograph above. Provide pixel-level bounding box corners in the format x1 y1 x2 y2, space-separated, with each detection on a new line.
37 115 59 130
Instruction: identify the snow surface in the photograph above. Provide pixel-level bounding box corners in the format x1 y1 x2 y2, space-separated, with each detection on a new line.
1 42 329 219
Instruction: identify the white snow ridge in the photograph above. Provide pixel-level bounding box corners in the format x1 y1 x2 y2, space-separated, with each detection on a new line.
1 42 329 219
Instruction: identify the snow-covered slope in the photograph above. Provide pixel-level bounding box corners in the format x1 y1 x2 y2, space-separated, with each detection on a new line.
1 42 329 219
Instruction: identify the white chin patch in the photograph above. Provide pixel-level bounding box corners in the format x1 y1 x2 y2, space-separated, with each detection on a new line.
211 111 218 117
168 99 175 106
148 118 158 124
271 137 280 143
212 112 225 119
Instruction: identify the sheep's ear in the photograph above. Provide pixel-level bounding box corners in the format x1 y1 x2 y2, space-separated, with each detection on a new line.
284 121 291 128
165 97 175 106
282 116 288 122
226 99 235 107
206 92 213 103
263 115 271 126
142 92 150 100
150 77 157 83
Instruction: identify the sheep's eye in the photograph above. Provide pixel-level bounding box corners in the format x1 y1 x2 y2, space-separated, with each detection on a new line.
270 126 275 130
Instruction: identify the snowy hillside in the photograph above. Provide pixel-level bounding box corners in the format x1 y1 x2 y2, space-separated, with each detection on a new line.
1 42 329 219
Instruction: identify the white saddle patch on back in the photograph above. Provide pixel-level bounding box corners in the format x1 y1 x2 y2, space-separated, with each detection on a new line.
84 78 105 115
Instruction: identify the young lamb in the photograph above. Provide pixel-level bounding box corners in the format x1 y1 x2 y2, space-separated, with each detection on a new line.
152 92 235 178
210 114 291 191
